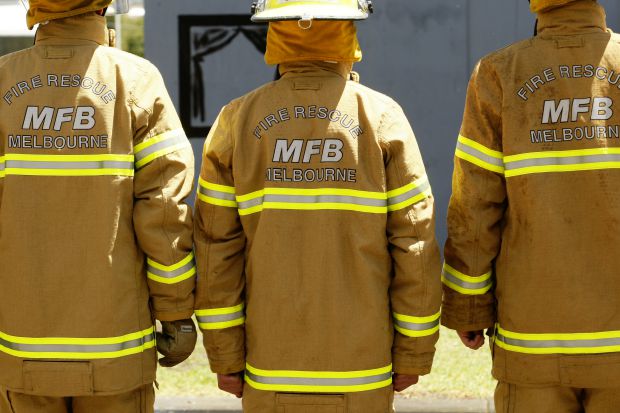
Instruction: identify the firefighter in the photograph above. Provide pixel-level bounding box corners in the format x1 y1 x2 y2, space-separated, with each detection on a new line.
193 1 442 412
0 1 197 412
442 0 620 411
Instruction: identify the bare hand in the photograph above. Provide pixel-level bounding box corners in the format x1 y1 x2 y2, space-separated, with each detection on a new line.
457 330 485 350
217 372 244 398
393 373 419 392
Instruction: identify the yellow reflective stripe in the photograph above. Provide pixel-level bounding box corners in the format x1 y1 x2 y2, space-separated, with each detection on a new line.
0 327 153 345
195 303 244 316
504 148 620 177
198 177 235 194
393 311 441 338
0 327 155 360
2 154 134 177
196 304 245 330
237 187 386 202
386 175 432 212
147 253 193 272
266 0 357 9
0 340 156 360
197 177 238 208
236 187 389 216
442 263 493 295
4 154 134 162
495 325 620 355
146 253 196 285
247 363 392 379
199 318 246 330
134 129 189 169
455 135 505 174
0 155 5 178
505 162 620 177
504 147 620 162
245 363 393 393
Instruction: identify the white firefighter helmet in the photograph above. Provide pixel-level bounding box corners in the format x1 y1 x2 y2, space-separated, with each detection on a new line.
251 0 373 23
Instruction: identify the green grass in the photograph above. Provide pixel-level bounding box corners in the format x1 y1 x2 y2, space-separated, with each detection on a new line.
156 327 495 399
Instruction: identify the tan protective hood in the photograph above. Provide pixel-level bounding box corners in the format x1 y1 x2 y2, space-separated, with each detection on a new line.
27 0 112 29
265 21 362 66
530 0 595 13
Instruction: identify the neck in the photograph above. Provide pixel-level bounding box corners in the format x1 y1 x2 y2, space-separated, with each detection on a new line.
537 0 606 36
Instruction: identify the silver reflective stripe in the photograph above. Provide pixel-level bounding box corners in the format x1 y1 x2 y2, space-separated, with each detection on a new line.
134 132 188 165
0 332 154 354
442 269 492 290
505 153 620 170
394 318 439 332
196 310 244 324
6 160 133 170
457 141 505 168
245 371 392 387
198 185 236 202
496 333 620 349
238 194 387 209
387 179 431 206
147 260 195 279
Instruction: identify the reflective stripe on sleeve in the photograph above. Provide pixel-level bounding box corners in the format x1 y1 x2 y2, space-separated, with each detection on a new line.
455 135 505 174
0 327 155 359
0 156 5 178
195 303 245 330
495 325 620 355
147 253 196 284
386 175 432 211
393 311 440 337
1 154 134 177
134 129 190 169
441 263 493 295
197 177 237 208
245 363 393 393
504 148 620 177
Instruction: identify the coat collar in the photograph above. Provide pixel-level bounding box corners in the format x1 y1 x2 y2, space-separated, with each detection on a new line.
35 13 110 46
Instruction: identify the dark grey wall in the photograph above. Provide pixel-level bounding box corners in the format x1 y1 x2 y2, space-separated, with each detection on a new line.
145 0 620 247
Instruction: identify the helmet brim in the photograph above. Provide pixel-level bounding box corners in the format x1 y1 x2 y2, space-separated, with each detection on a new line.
251 5 368 22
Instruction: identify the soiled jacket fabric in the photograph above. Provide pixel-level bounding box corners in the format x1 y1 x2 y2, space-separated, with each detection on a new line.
0 14 195 395
194 61 441 408
443 0 620 387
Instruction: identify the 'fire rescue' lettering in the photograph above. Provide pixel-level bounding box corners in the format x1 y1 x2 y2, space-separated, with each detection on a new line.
3 74 116 106
252 106 364 139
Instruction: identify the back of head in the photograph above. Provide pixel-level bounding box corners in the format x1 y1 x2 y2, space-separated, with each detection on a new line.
26 0 113 29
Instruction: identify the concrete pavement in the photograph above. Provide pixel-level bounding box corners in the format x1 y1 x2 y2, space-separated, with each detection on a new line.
155 396 495 413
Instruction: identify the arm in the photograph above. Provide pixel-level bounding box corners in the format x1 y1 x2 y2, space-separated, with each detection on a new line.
132 65 196 322
193 105 246 376
381 103 442 381
442 59 506 340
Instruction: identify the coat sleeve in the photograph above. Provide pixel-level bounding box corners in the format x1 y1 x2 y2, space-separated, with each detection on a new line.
380 102 442 376
193 105 246 375
131 64 196 322
441 59 506 332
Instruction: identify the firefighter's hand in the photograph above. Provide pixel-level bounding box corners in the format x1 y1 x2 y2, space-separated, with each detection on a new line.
217 372 244 398
393 373 419 392
457 330 485 350
156 319 198 367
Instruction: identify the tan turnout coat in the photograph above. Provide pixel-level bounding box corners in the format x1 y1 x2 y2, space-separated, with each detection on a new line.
0 14 195 395
442 0 620 387
194 61 442 411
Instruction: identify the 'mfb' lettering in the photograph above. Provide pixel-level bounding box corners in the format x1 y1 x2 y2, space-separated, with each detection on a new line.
22 106 96 131
542 97 613 124
273 139 344 163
